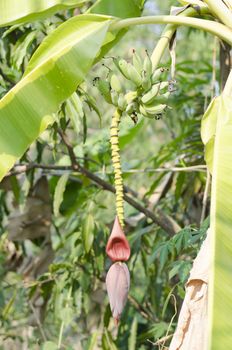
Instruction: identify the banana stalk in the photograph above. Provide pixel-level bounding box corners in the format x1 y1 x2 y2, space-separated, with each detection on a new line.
110 109 124 227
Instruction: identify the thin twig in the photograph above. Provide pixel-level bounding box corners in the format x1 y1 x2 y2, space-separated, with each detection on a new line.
161 294 177 350
128 295 155 321
147 334 173 346
114 165 207 174
6 161 180 235
7 163 207 178
29 301 47 342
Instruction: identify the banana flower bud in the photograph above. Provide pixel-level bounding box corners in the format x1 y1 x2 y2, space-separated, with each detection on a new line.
106 262 130 325
106 216 130 261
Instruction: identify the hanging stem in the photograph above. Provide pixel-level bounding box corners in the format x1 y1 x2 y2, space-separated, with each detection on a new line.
110 16 232 47
110 109 124 227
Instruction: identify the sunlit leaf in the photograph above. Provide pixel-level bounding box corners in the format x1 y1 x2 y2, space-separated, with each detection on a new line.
0 0 87 27
89 0 142 18
53 173 69 217
209 90 232 350
0 14 112 181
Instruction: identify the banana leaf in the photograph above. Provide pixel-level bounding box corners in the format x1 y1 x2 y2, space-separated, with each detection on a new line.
201 72 232 349
0 14 112 180
89 0 142 18
0 0 87 27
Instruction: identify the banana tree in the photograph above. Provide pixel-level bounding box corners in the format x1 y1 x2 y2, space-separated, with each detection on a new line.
0 0 232 348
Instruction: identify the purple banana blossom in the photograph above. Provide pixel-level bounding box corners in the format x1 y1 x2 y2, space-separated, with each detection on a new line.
106 216 130 262
106 262 130 325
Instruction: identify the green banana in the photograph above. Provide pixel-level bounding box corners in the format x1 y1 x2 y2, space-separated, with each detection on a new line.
142 103 168 116
139 104 153 119
94 77 112 104
132 49 143 74
153 91 171 104
143 50 152 78
125 90 138 104
126 102 137 115
151 67 168 84
118 58 130 80
141 70 152 91
118 93 127 111
127 63 142 87
110 74 122 93
111 90 119 107
141 81 169 104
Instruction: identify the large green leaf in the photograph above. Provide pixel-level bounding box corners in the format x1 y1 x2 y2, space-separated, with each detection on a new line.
89 0 144 61
89 0 142 18
205 79 232 349
0 0 87 27
0 14 112 181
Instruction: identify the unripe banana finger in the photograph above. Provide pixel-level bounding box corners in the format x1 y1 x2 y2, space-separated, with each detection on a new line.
118 59 131 80
118 93 126 111
132 49 143 74
143 50 152 77
148 91 171 105
151 67 169 83
111 74 122 93
142 103 168 115
141 70 152 91
94 78 112 104
127 63 142 87
110 90 119 107
139 104 151 118
125 90 138 104
141 84 159 104
126 102 137 115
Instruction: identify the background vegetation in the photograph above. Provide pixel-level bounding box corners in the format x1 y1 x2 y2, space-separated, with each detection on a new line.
0 0 216 349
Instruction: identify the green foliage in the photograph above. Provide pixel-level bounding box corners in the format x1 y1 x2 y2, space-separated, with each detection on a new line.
0 14 112 180
0 0 223 349
0 0 87 27
202 88 232 349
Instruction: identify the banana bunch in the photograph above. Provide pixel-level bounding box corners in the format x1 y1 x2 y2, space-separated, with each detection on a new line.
112 50 175 120
94 49 176 121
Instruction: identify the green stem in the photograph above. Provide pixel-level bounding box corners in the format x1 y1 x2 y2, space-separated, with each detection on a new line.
204 0 232 29
110 16 232 47
151 6 209 70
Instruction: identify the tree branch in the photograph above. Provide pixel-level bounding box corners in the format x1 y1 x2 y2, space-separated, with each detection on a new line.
58 130 181 236
6 132 182 236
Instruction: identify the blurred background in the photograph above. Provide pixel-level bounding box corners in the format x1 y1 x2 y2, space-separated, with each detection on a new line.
0 0 215 348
